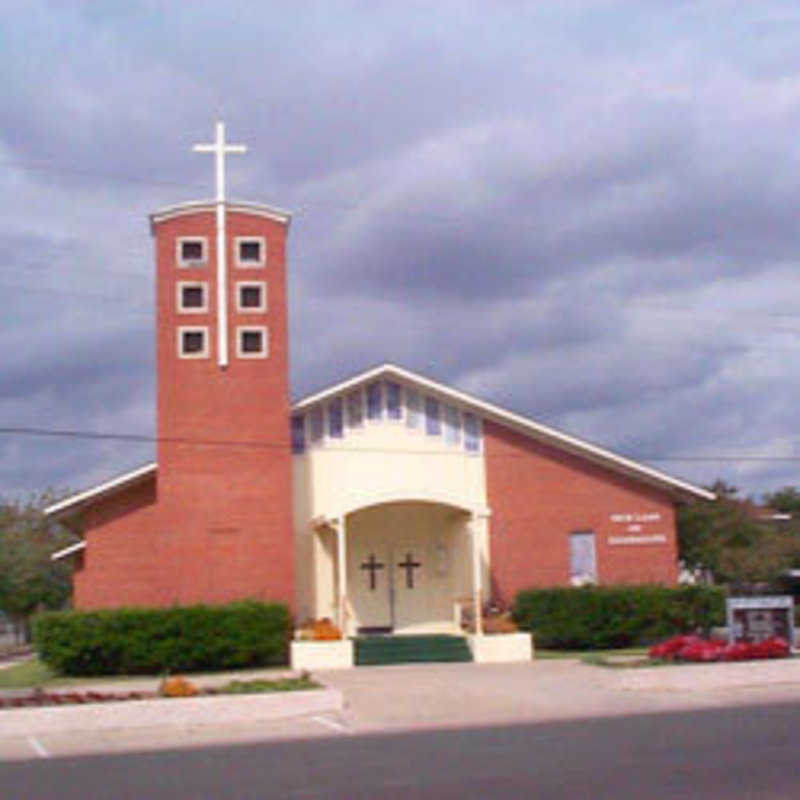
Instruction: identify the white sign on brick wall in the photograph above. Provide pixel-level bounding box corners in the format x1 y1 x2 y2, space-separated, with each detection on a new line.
608 511 665 546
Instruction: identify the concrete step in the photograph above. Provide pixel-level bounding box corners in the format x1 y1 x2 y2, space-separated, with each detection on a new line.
354 634 472 666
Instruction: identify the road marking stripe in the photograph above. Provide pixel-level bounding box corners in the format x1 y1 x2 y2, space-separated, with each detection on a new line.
312 715 352 734
27 736 50 758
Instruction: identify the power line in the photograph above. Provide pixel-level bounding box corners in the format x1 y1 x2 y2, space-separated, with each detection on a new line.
0 424 798 464
0 426 281 450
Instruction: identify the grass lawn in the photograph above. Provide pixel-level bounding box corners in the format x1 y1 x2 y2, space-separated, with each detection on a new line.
217 677 318 693
0 658 293 690
536 647 648 661
0 659 56 688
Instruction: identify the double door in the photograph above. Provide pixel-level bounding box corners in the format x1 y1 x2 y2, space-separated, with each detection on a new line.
350 541 426 632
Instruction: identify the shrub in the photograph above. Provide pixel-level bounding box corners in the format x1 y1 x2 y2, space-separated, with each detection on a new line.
512 585 725 650
33 600 290 676
160 676 199 697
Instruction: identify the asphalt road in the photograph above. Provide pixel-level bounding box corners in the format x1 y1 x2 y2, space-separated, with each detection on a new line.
2 702 800 799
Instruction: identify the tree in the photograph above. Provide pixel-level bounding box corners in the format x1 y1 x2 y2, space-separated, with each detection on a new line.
0 493 76 641
677 480 800 590
763 486 800 515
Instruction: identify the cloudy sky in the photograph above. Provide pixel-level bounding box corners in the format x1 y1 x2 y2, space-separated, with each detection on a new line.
3 0 800 501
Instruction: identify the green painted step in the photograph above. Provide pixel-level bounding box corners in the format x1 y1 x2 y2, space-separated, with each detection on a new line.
354 634 473 666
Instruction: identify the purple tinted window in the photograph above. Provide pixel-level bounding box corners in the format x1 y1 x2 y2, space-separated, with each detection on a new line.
425 397 440 436
310 407 324 443
366 382 382 419
386 382 401 419
444 406 460 445
464 413 480 452
291 415 305 454
406 389 420 428
328 398 343 438
347 391 363 428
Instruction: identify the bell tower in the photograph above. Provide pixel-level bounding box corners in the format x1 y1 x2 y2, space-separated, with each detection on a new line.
147 122 294 606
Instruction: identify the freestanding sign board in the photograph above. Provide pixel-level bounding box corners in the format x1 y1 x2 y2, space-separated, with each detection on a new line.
726 596 795 645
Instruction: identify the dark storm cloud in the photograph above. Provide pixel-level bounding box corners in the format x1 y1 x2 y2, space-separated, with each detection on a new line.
0 324 152 415
306 99 800 305
3 1 800 497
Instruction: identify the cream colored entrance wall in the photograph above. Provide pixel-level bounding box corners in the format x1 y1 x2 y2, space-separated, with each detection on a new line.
292 411 489 625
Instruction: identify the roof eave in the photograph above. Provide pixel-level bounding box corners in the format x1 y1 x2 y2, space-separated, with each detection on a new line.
149 200 292 234
44 462 158 521
51 541 87 562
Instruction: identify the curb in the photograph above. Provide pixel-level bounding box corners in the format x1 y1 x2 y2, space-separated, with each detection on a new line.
617 658 800 692
0 688 344 738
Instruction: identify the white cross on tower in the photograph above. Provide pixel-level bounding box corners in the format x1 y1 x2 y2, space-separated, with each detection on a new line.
193 121 247 368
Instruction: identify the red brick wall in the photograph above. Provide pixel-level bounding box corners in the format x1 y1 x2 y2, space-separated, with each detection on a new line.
484 420 679 605
72 479 166 608
73 206 294 610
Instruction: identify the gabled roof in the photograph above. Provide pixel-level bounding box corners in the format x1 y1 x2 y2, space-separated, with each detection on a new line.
292 363 715 502
45 364 713 521
44 462 157 521
149 200 292 233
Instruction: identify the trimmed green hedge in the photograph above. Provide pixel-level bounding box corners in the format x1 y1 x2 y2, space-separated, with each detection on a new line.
33 600 290 676
513 585 725 650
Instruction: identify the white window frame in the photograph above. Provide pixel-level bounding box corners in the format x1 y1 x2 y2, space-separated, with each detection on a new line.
235 236 267 268
177 326 209 359
176 281 209 314
176 237 208 268
236 325 269 359
235 281 267 313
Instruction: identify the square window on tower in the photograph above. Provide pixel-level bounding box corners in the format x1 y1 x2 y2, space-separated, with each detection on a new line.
237 326 268 358
177 282 208 313
178 327 209 359
236 237 266 268
176 237 207 267
236 282 267 312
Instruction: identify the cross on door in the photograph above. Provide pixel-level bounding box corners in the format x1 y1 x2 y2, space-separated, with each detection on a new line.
359 553 385 591
397 552 422 589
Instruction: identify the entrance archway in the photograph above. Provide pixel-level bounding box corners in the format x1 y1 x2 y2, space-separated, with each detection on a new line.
345 501 471 635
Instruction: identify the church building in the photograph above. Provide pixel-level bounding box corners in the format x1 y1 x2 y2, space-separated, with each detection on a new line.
46 124 713 643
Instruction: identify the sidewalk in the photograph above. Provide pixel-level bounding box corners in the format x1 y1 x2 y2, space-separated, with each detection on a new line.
318 657 800 733
4 657 800 761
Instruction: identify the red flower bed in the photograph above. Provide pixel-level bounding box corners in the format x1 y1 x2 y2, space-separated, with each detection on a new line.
0 690 153 709
649 634 790 663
